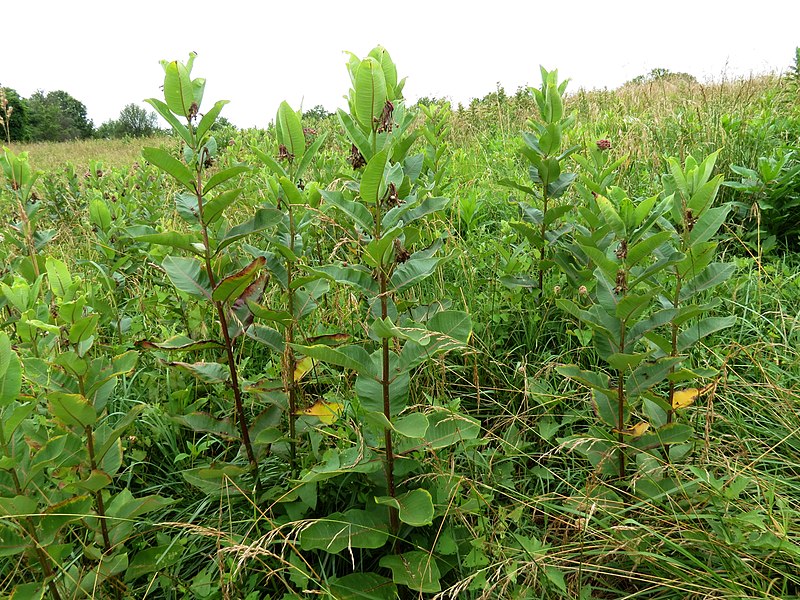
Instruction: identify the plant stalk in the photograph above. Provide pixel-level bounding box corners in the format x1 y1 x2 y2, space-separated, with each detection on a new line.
195 161 261 496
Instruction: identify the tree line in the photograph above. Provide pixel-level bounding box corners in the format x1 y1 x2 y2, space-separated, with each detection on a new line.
0 85 160 142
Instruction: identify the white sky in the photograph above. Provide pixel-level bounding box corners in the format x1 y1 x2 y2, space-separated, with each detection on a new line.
3 1 799 129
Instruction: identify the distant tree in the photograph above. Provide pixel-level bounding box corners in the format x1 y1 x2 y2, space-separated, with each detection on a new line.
0 85 30 142
28 90 93 141
115 103 158 137
94 119 118 139
210 115 235 131
627 68 697 86
302 104 333 121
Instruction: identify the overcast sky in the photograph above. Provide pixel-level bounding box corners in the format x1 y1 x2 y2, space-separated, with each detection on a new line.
3 1 799 129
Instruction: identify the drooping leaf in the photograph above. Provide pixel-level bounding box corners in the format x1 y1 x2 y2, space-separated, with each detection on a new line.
142 147 195 191
135 336 223 352
292 344 376 376
375 489 434 527
293 356 316 382
167 361 229 384
423 409 480 449
205 165 249 195
217 207 283 253
245 323 285 353
328 573 397 600
677 316 736 353
48 392 95 429
300 508 389 553
612 421 650 437
379 551 441 593
129 227 202 254
161 256 212 299
212 257 265 304
173 412 238 439
297 400 344 425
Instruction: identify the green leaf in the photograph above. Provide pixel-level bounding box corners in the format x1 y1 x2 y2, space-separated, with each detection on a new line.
246 324 285 353
375 489 434 526
625 356 684 398
292 344 375 376
596 194 626 237
556 365 611 392
363 411 429 438
173 412 238 439
391 256 444 292
67 469 112 493
205 166 249 195
361 149 389 208
689 204 731 246
145 98 192 145
161 256 212 299
626 231 672 267
0 334 21 407
278 176 304 205
251 145 288 179
196 99 229 141
356 367 409 416
424 409 480 449
212 257 265 304
217 208 283 253
68 314 99 346
142 147 195 191
125 544 184 582
94 405 147 464
379 551 441 593
328 573 397 600
48 392 95 429
167 361 229 383
679 262 736 300
677 316 736 352
634 423 694 449
300 508 389 553
136 336 223 352
162 58 194 117
320 190 375 232
295 131 328 182
687 176 722 215
592 389 622 428
277 101 305 162
128 227 202 254
354 57 387 131
45 257 72 299
338 110 372 160
0 525 28 558
2 401 34 440
312 264 379 294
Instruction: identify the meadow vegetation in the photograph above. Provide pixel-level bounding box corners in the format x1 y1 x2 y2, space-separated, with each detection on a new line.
1 49 799 599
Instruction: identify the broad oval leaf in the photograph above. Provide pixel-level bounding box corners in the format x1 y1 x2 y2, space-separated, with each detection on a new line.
277 101 305 162
354 57 387 130
161 256 212 299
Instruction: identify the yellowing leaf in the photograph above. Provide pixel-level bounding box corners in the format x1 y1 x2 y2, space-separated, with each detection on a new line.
612 421 650 437
671 384 712 410
293 356 316 382
298 400 344 425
